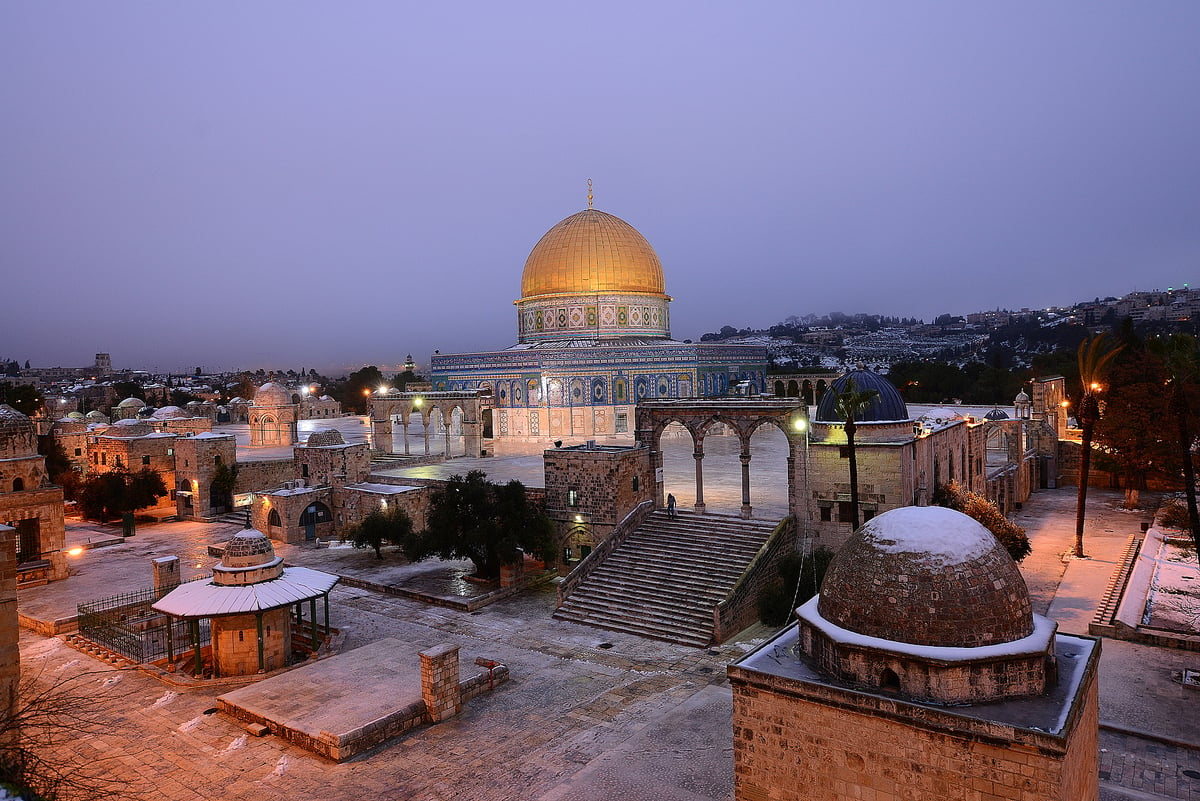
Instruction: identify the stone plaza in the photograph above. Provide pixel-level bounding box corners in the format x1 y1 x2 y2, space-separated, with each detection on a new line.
13 470 1200 801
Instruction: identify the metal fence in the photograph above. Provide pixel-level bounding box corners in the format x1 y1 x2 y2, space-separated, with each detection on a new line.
77 579 210 664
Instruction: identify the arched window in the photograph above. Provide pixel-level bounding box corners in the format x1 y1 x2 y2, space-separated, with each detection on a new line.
299 502 332 526
268 508 282 528
880 668 901 692
12 478 24 492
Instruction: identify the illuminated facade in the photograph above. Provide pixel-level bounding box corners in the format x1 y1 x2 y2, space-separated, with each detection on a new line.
431 203 767 444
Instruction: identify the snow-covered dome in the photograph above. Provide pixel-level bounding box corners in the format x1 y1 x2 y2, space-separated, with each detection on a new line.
253 382 293 407
1014 390 1031 404
86 410 109 422
229 397 247 404
0 404 38 459
106 419 153 438
817 506 1033 648
66 411 85 420
213 527 284 585
117 397 146 409
151 405 188 419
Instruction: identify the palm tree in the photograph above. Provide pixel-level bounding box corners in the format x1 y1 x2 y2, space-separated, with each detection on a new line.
1148 334 1200 555
1074 332 1123 557
829 377 880 529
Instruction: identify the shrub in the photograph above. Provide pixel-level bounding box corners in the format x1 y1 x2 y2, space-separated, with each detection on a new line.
932 481 1031 563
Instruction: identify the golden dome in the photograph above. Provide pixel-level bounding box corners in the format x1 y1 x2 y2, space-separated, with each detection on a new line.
520 209 666 299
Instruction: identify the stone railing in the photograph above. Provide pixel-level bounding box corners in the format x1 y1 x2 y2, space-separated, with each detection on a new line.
713 516 797 643
556 500 654 607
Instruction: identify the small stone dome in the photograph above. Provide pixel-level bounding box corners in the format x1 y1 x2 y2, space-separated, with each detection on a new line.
66 411 85 420
106 419 153 438
814 368 909 423
221 528 276 567
117 397 146 409
984 407 1010 421
1014 390 1031 404
818 506 1033 648
214 526 284 585
151 405 188 419
0 404 38 459
306 429 345 447
86 410 109 422
253 382 293 407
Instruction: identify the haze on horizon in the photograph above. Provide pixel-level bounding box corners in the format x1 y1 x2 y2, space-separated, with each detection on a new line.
3 2 1198 376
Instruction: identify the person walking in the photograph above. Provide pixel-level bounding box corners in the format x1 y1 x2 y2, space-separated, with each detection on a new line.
667 492 677 519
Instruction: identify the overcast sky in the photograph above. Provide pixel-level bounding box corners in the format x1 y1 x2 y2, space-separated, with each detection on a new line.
3 2 1198 376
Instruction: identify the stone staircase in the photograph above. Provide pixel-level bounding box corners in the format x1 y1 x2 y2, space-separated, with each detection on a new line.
553 511 777 647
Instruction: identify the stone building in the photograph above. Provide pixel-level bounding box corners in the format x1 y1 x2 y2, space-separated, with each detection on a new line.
152 525 337 677
299 394 341 420
543 441 653 564
729 506 1099 801
89 420 178 515
174 433 238 520
248 382 298 447
431 200 767 446
112 396 147 420
0 405 67 585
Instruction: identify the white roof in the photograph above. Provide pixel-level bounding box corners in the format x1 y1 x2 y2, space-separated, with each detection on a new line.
151 566 338 618
344 482 420 495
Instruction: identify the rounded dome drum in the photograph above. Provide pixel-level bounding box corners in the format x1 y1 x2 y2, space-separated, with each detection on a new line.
221 528 276 568
520 209 666 299
253 382 293 407
814 368 909 423
818 506 1033 648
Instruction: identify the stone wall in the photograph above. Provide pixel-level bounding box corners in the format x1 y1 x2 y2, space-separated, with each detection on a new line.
211 607 290 676
336 485 430 533
235 459 299 495
0 486 67 582
174 435 238 520
0 525 19 726
296 443 370 486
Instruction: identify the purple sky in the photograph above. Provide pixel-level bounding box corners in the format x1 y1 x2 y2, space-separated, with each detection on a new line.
4 3 1199 376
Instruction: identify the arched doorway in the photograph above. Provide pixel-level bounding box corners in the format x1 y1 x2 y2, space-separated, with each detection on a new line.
299 501 331 541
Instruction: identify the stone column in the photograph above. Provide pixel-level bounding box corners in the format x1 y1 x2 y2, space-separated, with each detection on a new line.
420 643 461 722
402 413 410 455
740 448 753 518
152 555 181 594
371 407 394 454
693 447 706 514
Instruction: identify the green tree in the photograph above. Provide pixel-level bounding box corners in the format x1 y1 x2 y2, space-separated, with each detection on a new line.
110 381 145 402
333 365 387 414
209 463 239 512
1074 333 1123 557
349 505 415 559
408 471 552 579
826 377 879 530
1147 334 1200 556
78 467 168 523
932 481 1031 562
1093 339 1175 510
0 384 44 416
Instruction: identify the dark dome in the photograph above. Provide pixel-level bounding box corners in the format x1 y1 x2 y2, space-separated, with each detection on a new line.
984 408 1010 421
813 368 908 423
817 506 1033 648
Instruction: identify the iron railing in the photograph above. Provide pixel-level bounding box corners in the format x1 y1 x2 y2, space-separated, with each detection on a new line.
76 578 210 663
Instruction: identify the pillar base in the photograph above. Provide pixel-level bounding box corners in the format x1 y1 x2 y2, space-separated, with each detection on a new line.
693 503 706 514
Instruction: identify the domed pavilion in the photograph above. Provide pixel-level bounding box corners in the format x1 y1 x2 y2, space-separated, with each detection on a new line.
729 505 1100 801
428 198 767 444
152 524 337 677
249 381 298 447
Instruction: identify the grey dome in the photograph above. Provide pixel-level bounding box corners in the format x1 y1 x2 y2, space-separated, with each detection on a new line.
814 368 908 423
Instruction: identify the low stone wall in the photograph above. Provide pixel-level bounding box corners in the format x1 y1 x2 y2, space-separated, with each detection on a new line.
714 516 796 643
556 500 653 607
18 611 76 636
234 459 297 494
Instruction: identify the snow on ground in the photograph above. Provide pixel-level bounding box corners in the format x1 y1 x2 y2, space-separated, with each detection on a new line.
1143 530 1200 632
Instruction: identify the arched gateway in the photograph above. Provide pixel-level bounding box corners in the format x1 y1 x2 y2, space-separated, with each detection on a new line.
635 398 809 520
369 390 493 457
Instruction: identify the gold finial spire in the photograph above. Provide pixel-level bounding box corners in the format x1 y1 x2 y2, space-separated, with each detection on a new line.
587 178 593 209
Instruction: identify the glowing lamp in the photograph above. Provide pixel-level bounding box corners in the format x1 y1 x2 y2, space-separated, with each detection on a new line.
67 547 84 557
792 417 807 433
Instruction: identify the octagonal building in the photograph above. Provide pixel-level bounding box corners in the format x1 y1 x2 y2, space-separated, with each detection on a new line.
429 201 766 446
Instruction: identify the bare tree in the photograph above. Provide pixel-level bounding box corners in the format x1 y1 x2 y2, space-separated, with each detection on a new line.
1 661 144 801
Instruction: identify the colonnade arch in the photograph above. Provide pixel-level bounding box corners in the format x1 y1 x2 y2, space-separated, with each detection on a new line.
635 398 809 520
369 391 492 458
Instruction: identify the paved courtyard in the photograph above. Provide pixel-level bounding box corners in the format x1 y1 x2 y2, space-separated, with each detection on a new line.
15 451 1200 800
